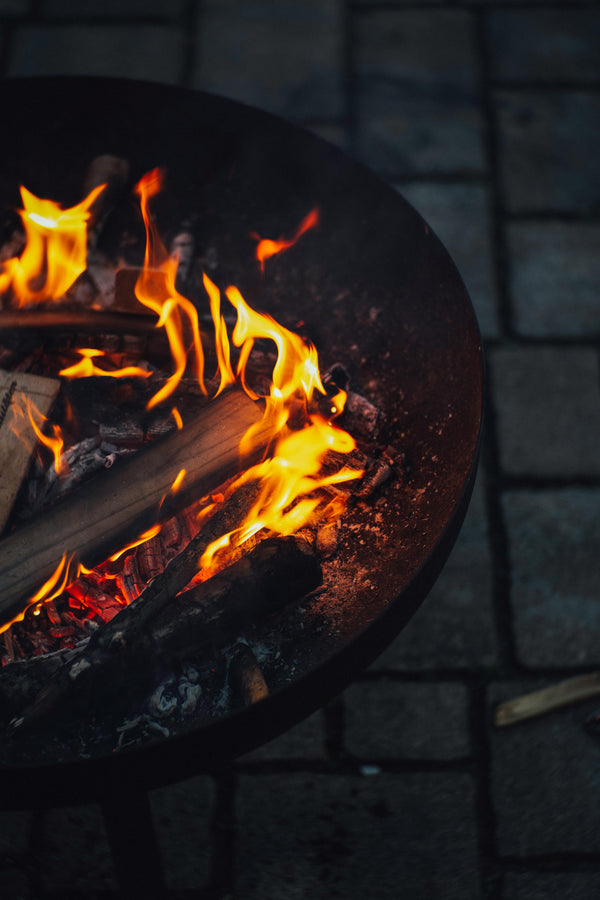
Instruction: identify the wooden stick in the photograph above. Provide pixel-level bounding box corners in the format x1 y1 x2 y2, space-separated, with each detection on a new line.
0 389 270 630
494 672 600 727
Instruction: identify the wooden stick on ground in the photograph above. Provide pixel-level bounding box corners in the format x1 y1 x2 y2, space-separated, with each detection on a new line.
494 672 600 727
0 388 270 630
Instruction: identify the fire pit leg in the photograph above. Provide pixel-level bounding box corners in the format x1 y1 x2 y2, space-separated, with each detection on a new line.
101 788 166 899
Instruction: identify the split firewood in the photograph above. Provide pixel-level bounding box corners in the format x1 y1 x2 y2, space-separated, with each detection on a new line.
0 369 60 535
494 672 600 727
6 535 321 741
0 388 270 630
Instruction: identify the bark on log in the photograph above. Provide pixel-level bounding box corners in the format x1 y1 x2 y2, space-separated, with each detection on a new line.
6 535 321 741
0 389 270 629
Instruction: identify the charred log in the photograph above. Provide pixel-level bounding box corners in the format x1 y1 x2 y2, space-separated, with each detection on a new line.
4 535 321 747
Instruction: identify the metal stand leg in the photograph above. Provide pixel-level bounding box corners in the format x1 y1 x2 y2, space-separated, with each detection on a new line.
101 787 167 899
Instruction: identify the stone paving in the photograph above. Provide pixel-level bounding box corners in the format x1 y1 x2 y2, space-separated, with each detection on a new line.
0 1 599 897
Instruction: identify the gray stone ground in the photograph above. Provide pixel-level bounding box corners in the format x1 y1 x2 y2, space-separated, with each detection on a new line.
0 1 599 897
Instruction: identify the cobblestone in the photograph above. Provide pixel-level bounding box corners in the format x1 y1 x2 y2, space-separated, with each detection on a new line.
496 90 600 213
150 775 214 890
502 871 600 900
8 24 184 82
343 681 471 760
42 0 186 16
504 488 600 669
355 9 484 176
490 345 600 478
488 9 600 84
508 221 600 337
37 804 116 891
0 0 27 16
0 808 31 854
489 681 600 857
192 0 343 121
235 772 480 899
398 181 500 338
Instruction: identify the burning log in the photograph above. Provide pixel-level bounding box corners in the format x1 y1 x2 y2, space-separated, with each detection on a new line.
0 388 270 630
5 535 321 741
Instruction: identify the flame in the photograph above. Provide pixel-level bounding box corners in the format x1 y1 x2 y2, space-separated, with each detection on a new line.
200 416 360 570
2 174 363 648
171 468 186 493
109 524 162 563
0 184 105 306
9 394 66 475
59 348 152 380
134 169 207 407
252 207 319 272
0 552 76 635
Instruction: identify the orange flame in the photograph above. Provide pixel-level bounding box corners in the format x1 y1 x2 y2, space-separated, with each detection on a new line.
59 348 152 380
252 207 319 272
10 394 66 475
0 552 77 635
3 174 362 639
0 183 105 306
109 524 162 563
134 169 207 408
200 416 361 570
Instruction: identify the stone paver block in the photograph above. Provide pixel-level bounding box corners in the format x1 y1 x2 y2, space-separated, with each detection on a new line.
399 181 499 337
488 9 600 83
240 709 325 761
491 346 600 478
38 804 116 890
0 0 27 15
344 681 471 760
373 473 497 671
8 25 184 83
0 867 29 899
355 10 484 176
496 91 600 213
150 775 214 890
43 0 186 15
0 809 31 854
236 772 480 898
508 221 600 337
489 681 600 856
193 0 343 121
504 488 600 668
502 871 600 899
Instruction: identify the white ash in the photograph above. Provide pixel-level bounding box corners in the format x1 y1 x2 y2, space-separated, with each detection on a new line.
343 391 381 438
